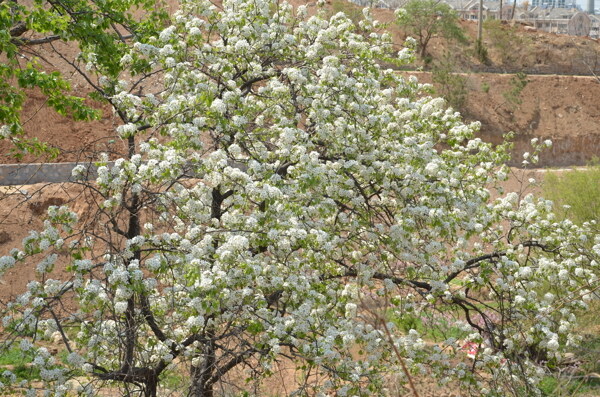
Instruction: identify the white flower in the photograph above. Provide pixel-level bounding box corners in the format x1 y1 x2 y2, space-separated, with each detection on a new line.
120 53 133 66
74 259 93 272
234 39 249 51
0 125 11 138
189 27 201 37
20 339 32 351
36 254 57 273
71 164 87 180
0 256 16 273
67 352 85 367
425 161 439 176
117 123 137 138
547 337 560 351
345 303 357 318
2 370 16 383
211 99 227 114
558 269 569 280
159 26 176 42
114 301 128 313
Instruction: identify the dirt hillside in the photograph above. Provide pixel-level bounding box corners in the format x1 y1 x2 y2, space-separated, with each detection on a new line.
467 73 600 167
411 72 600 166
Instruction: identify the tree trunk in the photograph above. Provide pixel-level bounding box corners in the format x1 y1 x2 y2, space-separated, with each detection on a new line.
189 336 216 397
477 0 483 41
189 361 215 397
511 0 517 20
499 0 503 20
144 373 158 397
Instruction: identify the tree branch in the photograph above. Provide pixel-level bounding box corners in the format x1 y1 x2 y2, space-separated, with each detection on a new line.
12 35 61 46
206 349 258 387
444 240 555 284
9 21 28 38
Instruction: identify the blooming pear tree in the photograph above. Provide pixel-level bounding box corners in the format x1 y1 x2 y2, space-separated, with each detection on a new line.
0 0 599 396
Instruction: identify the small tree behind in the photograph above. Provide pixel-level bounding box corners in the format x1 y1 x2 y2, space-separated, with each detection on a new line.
395 0 466 60
484 19 532 67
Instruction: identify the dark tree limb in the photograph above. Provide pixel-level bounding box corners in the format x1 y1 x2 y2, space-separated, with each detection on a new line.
12 35 61 46
9 21 28 37
444 240 556 284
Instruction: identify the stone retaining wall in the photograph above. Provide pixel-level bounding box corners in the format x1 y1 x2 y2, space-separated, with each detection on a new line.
0 162 109 186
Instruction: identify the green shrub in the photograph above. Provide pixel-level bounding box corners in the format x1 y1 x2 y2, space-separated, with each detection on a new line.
484 19 532 66
475 38 489 65
431 53 469 110
481 81 490 93
502 72 528 110
396 0 466 60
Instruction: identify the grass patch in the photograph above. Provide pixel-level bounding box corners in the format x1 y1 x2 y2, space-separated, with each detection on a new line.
543 164 600 226
539 375 600 396
0 346 27 366
572 301 600 373
0 345 40 381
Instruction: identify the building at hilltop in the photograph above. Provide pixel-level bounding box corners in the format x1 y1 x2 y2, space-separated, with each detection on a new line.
532 0 567 9
453 0 512 20
516 8 600 36
348 0 600 37
440 0 599 37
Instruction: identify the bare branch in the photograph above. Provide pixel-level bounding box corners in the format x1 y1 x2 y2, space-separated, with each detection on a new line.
9 21 28 37
12 35 61 46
